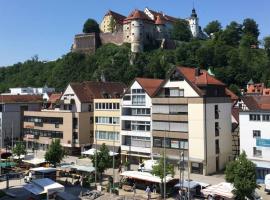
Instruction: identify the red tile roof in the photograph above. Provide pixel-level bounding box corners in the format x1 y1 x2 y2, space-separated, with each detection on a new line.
48 93 62 103
232 107 239 123
0 95 43 103
105 10 126 25
242 96 270 110
177 67 225 86
124 9 154 23
70 81 126 103
135 78 164 97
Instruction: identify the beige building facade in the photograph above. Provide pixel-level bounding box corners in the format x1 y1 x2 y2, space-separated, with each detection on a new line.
93 99 121 152
151 67 233 175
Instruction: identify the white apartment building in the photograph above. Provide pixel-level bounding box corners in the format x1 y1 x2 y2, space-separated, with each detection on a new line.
239 96 270 181
120 78 163 163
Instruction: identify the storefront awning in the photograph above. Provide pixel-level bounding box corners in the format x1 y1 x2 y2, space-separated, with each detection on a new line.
252 160 270 169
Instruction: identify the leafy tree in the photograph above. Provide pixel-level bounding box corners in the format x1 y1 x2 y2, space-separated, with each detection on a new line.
225 152 258 200
242 18 260 39
171 19 192 42
45 139 65 167
12 141 27 166
90 143 112 182
152 155 174 197
263 36 270 56
204 20 222 36
220 21 242 46
83 18 100 34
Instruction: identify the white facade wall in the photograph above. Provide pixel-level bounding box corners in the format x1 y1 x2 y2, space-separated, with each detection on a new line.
61 85 82 112
163 79 200 97
120 81 152 155
240 111 270 161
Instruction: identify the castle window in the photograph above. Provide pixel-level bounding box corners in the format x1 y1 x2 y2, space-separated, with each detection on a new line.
132 33 134 35
126 36 129 38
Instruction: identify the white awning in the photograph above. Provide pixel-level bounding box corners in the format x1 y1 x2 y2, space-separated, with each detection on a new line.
201 182 234 199
252 160 270 169
23 158 46 165
82 148 118 156
120 171 173 183
24 183 44 195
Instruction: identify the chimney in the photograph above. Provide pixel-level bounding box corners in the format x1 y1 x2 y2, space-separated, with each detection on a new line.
195 67 201 77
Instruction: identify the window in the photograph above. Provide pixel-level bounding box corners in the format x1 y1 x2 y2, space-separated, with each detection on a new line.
95 117 119 125
253 147 262 157
90 117 94 124
253 130 261 138
215 122 219 136
132 95 145 105
88 104 92 112
131 108 151 116
215 105 219 119
132 89 144 94
262 115 270 121
0 105 2 112
73 118 78 129
131 121 150 131
94 103 120 110
153 137 188 149
96 131 119 141
123 95 131 101
215 140 220 154
249 114 261 121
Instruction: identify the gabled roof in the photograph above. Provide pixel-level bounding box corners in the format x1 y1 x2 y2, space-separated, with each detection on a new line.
177 67 225 86
241 96 270 111
105 10 126 25
153 66 227 97
135 78 164 97
124 9 154 23
225 88 239 102
69 81 126 103
0 95 43 103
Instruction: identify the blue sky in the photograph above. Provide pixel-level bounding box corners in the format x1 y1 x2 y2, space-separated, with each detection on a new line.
0 0 269 67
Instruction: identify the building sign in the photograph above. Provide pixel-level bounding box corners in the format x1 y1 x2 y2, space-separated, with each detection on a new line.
256 138 270 147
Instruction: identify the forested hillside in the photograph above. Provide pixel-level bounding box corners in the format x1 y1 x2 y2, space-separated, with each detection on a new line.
1 18 270 95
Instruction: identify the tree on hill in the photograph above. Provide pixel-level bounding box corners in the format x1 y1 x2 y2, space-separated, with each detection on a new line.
204 20 222 36
225 152 258 200
83 18 100 34
263 36 270 57
220 21 242 46
242 18 260 40
171 19 192 42
90 143 112 183
45 139 65 167
12 141 27 166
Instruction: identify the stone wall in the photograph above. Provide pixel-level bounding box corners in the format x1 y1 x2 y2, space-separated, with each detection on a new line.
100 32 124 45
71 33 97 54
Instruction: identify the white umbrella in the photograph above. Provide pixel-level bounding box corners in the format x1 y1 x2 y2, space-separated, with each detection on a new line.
81 148 100 155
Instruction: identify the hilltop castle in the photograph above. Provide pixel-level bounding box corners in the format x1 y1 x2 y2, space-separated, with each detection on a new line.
72 7 206 53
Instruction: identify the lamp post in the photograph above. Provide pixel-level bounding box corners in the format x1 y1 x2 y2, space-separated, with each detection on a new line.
95 124 97 188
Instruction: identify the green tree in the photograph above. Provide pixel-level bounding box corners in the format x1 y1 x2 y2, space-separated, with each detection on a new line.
225 152 258 200
171 19 192 42
263 36 270 57
152 155 174 197
90 143 112 182
204 20 222 36
45 139 65 167
220 21 242 46
242 18 260 39
83 18 100 34
12 141 27 166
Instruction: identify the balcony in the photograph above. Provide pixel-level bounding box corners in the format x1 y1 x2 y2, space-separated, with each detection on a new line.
152 114 188 122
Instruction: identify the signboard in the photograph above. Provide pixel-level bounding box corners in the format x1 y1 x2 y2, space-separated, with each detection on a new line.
256 138 270 147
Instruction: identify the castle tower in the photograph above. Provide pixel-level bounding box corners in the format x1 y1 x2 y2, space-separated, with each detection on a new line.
130 17 144 53
155 15 166 40
188 8 199 38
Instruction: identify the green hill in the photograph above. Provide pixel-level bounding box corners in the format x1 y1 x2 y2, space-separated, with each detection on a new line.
1 19 270 95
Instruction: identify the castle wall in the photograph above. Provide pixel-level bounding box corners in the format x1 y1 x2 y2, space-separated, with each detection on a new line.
100 32 124 45
72 33 97 54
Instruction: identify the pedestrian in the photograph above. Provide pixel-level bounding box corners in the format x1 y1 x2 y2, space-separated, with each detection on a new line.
152 183 157 194
118 163 122 173
132 182 136 196
145 185 151 200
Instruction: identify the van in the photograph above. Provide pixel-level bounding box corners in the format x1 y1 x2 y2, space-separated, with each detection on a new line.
265 174 270 193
